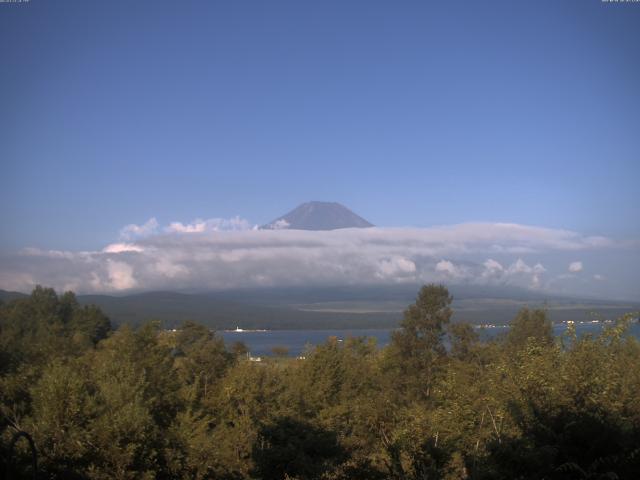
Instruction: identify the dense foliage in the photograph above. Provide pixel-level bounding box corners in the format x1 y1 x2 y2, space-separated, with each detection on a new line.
1 285 639 479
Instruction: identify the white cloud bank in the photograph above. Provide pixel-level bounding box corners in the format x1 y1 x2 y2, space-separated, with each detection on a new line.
120 216 252 239
0 222 629 295
120 218 159 240
165 216 252 234
569 261 584 272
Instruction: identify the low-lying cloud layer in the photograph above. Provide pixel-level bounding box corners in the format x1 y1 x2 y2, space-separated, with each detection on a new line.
1 218 630 298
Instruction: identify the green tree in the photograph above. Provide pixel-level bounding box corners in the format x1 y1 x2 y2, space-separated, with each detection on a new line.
506 308 553 349
27 360 95 476
251 417 347 480
173 320 233 407
387 284 453 399
70 304 112 346
447 322 479 361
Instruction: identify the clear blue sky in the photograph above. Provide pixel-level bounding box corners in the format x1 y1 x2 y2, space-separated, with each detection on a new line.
1 0 639 251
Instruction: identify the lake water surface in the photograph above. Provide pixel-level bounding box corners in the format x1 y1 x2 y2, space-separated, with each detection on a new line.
220 322 640 357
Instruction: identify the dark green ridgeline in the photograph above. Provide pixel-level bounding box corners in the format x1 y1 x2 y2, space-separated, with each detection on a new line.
3 285 636 330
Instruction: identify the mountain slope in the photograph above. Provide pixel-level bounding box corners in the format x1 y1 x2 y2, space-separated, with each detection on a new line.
2 287 637 330
76 286 640 329
262 201 373 230
0 289 28 303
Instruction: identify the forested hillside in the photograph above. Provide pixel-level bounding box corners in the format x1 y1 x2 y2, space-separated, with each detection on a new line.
4 286 636 331
1 286 639 479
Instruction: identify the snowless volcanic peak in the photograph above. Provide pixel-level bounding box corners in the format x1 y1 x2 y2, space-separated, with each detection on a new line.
262 201 374 231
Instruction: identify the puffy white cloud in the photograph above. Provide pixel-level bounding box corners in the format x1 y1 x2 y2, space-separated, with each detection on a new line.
102 243 145 253
478 258 547 289
269 219 291 230
483 258 504 273
507 258 532 274
106 260 137 290
569 261 583 272
435 260 452 272
435 260 458 275
530 263 546 289
0 222 625 294
88 259 138 291
533 263 546 274
506 258 547 289
153 258 189 278
120 218 159 240
166 222 205 234
376 256 416 280
165 216 252 233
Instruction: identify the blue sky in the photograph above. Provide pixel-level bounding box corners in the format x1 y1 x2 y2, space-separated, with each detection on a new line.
1 1 639 299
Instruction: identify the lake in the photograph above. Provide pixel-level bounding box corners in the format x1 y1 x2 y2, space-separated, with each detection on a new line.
220 321 640 357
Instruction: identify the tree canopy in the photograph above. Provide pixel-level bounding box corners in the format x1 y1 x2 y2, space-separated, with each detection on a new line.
1 285 639 479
